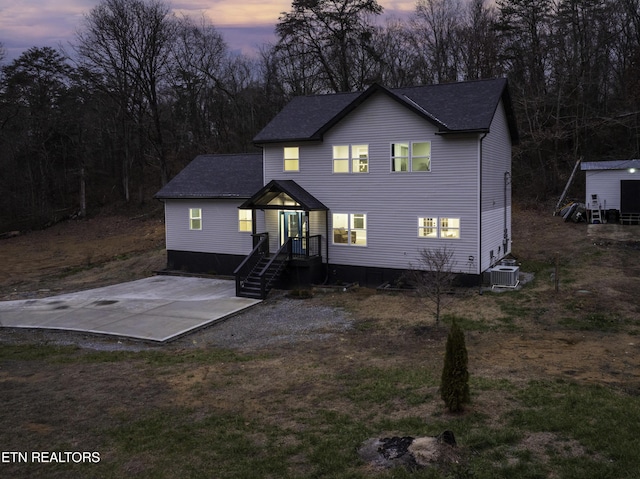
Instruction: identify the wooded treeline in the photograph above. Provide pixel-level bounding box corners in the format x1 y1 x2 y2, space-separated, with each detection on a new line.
1 0 639 230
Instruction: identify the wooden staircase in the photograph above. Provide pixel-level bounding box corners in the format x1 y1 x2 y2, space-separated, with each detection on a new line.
237 254 289 299
234 235 292 299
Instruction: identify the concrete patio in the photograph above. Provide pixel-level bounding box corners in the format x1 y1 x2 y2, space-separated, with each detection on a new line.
0 276 261 342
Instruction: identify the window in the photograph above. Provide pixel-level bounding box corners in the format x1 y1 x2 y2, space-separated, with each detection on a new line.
418 217 437 238
284 147 299 171
412 142 431 171
333 144 368 173
440 218 460 238
391 143 409 172
333 145 349 173
333 213 367 246
418 216 460 239
238 209 252 232
391 141 431 172
352 145 368 173
189 208 202 230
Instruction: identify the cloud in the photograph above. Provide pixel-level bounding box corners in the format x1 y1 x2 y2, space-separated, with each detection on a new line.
0 0 417 62
173 0 292 27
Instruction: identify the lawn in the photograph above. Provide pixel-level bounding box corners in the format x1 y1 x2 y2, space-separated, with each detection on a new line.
1 208 640 478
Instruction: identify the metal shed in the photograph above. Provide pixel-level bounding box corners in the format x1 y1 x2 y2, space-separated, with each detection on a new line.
582 160 640 224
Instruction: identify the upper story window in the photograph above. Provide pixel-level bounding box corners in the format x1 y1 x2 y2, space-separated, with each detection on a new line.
189 208 202 230
391 143 409 172
284 147 299 172
391 141 431 172
333 213 367 246
238 209 252 232
333 145 369 173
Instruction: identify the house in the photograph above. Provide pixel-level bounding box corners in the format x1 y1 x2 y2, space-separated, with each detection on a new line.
154 153 264 274
155 79 519 298
582 160 640 224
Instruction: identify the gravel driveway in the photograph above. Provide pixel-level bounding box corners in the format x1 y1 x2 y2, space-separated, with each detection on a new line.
176 293 353 351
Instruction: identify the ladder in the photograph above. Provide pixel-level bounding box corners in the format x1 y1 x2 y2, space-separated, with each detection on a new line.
590 194 603 224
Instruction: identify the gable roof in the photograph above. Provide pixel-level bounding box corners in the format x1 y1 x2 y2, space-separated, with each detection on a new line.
253 79 518 144
154 153 263 200
239 180 328 211
581 160 640 171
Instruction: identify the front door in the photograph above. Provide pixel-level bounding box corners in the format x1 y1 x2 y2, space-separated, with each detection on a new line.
280 211 306 254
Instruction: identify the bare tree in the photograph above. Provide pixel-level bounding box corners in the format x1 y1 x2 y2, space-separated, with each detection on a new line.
406 246 457 325
75 0 177 198
168 14 229 153
411 0 463 83
458 0 503 80
368 18 416 88
275 0 384 93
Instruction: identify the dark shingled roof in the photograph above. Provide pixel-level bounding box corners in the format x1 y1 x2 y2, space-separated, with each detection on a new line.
253 79 518 144
239 180 328 211
154 153 263 199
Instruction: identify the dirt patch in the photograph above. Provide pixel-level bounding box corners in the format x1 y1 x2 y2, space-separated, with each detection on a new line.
0 213 165 300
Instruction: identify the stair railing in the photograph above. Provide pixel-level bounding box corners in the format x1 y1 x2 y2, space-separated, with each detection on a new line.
258 238 292 298
234 233 269 296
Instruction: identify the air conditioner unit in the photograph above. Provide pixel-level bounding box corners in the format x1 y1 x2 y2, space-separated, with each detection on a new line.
490 266 520 288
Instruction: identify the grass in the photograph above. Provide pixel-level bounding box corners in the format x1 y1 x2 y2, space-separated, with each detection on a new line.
4 339 640 478
3 211 640 478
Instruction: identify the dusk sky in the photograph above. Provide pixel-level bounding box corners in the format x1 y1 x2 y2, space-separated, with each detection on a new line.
0 0 416 62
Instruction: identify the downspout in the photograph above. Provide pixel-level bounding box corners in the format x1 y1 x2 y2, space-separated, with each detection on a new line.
478 133 487 295
504 172 511 255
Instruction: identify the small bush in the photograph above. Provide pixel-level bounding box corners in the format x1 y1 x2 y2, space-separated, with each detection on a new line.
440 319 470 412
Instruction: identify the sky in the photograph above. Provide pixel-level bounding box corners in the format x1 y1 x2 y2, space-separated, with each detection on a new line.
0 0 416 63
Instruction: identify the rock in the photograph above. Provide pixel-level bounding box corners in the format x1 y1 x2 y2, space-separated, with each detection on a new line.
358 431 458 470
358 437 417 469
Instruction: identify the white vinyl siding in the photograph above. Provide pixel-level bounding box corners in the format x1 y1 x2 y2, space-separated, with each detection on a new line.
585 170 639 211
481 100 513 271
165 200 262 255
262 91 481 274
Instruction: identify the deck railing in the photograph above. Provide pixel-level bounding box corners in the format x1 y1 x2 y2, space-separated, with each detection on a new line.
234 233 269 296
290 235 321 260
257 238 292 298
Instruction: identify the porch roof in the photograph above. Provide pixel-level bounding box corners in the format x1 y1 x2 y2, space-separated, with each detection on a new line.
239 180 328 211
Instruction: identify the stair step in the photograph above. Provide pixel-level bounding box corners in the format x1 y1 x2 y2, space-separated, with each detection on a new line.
238 291 263 299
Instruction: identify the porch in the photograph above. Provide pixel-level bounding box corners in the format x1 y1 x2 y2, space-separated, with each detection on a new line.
234 180 329 299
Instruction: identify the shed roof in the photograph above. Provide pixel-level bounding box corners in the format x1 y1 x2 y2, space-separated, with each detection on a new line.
581 160 640 171
154 153 263 199
253 79 518 144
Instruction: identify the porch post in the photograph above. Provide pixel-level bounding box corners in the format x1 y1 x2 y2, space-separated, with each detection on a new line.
305 210 310 257
252 208 257 235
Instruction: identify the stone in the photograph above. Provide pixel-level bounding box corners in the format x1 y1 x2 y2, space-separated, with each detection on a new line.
358 431 458 470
